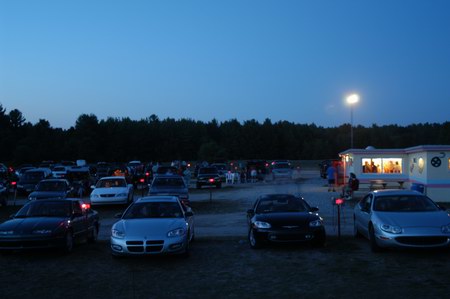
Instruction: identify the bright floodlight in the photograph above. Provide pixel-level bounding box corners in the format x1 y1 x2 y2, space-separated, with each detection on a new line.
347 94 359 105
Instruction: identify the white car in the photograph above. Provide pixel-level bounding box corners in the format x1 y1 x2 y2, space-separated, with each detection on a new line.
110 196 194 257
90 176 133 205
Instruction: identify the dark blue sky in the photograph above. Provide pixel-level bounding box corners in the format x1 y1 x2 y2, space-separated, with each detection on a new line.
1 0 449 129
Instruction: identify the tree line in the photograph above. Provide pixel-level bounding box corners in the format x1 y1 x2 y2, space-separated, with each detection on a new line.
1 104 449 166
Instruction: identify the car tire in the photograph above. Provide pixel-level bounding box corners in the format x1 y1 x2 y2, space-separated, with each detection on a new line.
369 224 382 252
248 228 262 249
63 231 74 253
180 236 190 258
88 224 98 243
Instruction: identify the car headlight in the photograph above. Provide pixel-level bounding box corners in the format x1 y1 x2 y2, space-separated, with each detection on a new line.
117 193 127 197
0 230 14 235
309 219 324 227
91 194 99 199
111 229 125 239
253 221 271 229
442 224 450 233
167 228 186 237
380 224 402 234
32 229 52 234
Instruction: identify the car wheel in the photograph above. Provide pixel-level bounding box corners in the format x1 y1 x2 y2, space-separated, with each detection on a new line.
369 225 382 252
127 192 133 203
248 228 262 249
63 231 74 253
181 235 190 258
88 224 98 243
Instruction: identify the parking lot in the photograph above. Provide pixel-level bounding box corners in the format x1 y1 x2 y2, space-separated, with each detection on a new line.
1 169 450 299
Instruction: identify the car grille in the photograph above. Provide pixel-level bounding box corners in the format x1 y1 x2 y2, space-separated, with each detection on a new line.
126 240 164 253
100 194 115 198
395 236 449 246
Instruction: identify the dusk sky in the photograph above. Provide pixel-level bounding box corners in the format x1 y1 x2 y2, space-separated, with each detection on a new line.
1 0 449 129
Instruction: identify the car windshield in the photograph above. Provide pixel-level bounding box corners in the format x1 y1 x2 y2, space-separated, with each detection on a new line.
22 172 45 181
373 195 440 212
37 181 67 191
123 202 183 219
96 179 126 188
256 195 308 213
15 201 72 218
152 178 185 187
273 163 290 169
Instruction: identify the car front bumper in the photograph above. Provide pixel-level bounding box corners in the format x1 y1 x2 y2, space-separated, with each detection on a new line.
253 227 326 244
110 236 188 256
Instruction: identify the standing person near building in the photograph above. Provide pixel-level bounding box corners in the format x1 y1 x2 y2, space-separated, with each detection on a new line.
326 164 337 192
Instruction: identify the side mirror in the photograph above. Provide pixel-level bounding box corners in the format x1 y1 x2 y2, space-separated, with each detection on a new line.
310 207 319 212
185 211 194 217
90 185 95 189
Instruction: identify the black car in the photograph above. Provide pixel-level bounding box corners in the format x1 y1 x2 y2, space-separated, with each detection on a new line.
196 167 222 189
27 179 74 201
148 175 190 206
16 168 52 194
246 194 326 249
0 198 100 253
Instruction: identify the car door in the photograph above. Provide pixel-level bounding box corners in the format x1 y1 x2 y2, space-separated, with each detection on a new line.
355 194 373 238
71 201 88 240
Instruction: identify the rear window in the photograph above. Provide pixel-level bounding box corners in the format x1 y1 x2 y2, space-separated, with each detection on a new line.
152 177 185 187
199 167 218 174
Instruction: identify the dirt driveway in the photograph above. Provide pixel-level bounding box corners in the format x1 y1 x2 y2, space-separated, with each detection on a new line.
1 170 450 299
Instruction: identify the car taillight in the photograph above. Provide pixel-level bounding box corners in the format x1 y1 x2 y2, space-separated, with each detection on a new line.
145 172 150 177
208 178 215 183
139 178 145 183
81 203 91 210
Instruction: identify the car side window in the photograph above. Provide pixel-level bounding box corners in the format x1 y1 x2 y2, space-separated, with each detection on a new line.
360 194 372 212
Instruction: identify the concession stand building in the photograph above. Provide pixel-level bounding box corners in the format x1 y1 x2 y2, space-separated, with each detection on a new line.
339 145 450 202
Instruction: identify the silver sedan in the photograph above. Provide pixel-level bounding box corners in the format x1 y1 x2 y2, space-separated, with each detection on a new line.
353 189 450 252
110 196 194 257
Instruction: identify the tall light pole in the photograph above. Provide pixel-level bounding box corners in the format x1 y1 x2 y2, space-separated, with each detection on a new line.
346 93 359 148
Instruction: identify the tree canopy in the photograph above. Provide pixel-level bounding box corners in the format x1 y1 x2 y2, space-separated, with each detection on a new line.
1 104 449 165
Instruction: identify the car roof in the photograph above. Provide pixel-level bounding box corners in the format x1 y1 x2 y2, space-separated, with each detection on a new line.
39 178 69 183
372 189 424 196
135 196 180 203
153 174 183 179
99 176 127 180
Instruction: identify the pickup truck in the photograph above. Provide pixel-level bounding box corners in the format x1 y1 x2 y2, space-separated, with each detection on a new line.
0 198 100 253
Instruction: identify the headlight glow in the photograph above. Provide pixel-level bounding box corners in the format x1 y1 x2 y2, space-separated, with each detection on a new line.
32 229 52 234
442 224 450 233
0 230 14 235
167 228 186 237
309 219 324 227
380 224 402 234
253 221 271 229
111 229 125 239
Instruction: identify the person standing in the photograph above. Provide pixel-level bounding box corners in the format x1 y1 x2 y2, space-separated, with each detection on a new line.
326 164 337 192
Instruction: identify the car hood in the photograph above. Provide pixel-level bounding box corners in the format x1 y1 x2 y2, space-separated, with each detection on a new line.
0 217 67 234
114 218 187 238
375 211 450 227
255 212 320 226
92 187 128 195
29 191 66 199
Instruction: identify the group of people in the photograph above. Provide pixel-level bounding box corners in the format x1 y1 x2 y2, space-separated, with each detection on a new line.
326 163 359 199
